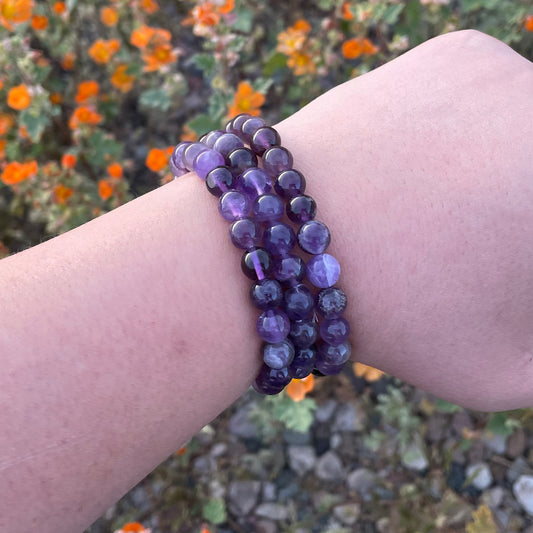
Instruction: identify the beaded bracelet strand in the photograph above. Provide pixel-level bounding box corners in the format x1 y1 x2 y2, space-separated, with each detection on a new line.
169 113 352 395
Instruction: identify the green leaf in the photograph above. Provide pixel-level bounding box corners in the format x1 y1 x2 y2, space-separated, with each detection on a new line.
262 52 287 77
465 504 497 533
382 3 405 24
86 131 123 168
272 396 316 433
202 498 227 525
434 399 462 414
232 8 254 33
187 114 221 136
139 88 171 111
253 77 274 95
192 53 217 77
486 412 520 437
19 110 50 142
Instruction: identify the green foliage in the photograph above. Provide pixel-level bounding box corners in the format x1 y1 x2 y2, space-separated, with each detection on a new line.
202 498 227 525
434 398 463 414
486 411 522 437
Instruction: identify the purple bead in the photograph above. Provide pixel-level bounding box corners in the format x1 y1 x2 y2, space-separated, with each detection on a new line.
252 194 284 223
205 166 235 197
242 117 266 143
204 130 225 148
169 142 190 175
218 190 250 221
183 142 209 171
229 217 262 249
297 220 331 255
241 247 273 281
314 360 345 376
289 318 318 349
262 222 296 256
288 345 317 379
238 168 272 200
262 339 295 369
227 147 258 176
262 146 293 177
317 340 352 368
273 254 306 286
213 133 244 160
250 278 283 310
287 194 317 223
316 287 347 318
320 317 350 346
275 169 306 198
193 149 225 179
283 284 314 320
306 253 340 288
230 113 251 136
250 126 281 156
253 364 291 395
257 309 291 344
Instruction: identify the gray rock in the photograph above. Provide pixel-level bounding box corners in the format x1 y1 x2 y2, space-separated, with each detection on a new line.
312 491 343 511
262 482 276 502
229 407 257 439
507 457 529 483
210 442 228 458
401 441 429 472
507 429 526 458
288 445 316 476
283 429 311 445
514 475 533 515
346 468 377 498
494 509 510 528
481 486 504 508
315 399 338 423
130 486 151 512
330 433 342 449
209 479 226 500
333 503 361 526
228 480 261 516
193 455 216 477
255 503 289 521
466 462 493 490
255 519 278 533
332 403 366 432
315 451 346 481
426 415 447 442
483 432 507 455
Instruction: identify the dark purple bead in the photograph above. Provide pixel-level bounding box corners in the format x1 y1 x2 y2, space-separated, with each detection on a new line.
250 127 281 156
306 253 341 288
250 278 283 310
312 368 326 377
262 222 296 256
317 340 352 368
273 254 306 286
170 142 190 175
288 345 317 379
229 217 262 249
314 360 345 376
275 169 306 199
218 190 250 221
283 284 314 320
213 133 244 160
257 309 291 344
297 220 331 255
204 130 225 148
227 147 258 177
316 287 347 318
262 146 293 177
242 117 266 143
262 339 295 369
230 113 252 136
253 364 291 395
289 318 318 349
238 167 272 200
241 247 273 281
205 166 235 197
183 142 209 171
225 118 235 133
320 317 350 346
193 149 225 179
287 194 317 223
252 193 284 223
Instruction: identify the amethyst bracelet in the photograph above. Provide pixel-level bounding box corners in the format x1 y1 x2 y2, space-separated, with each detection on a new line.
169 114 351 395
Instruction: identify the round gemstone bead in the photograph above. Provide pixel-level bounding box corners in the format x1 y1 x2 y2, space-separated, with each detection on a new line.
262 146 293 176
306 253 341 288
170 142 190 175
230 113 251 136
206 166 235 197
253 364 291 395
241 247 273 281
262 222 296 256
241 117 266 142
183 142 208 171
250 127 281 156
289 318 318 349
238 168 272 200
316 287 347 318
203 130 225 148
218 190 250 221
252 193 284 223
314 360 345 376
283 284 314 320
193 149 225 179
229 217 262 250
250 279 284 310
288 345 317 379
273 254 306 286
317 340 352 368
213 133 244 160
275 169 306 198
297 220 331 255
227 147 258 176
257 309 290 344
287 194 317 223
262 339 295 369
320 317 350 346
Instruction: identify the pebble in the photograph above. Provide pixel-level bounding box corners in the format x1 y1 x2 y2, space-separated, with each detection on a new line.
346 468 377 499
330 433 342 449
210 442 228 458
228 480 261 516
262 482 276 502
507 457 529 483
315 451 346 481
507 429 526 458
283 429 311 446
426 415 447 442
255 503 289 521
332 402 366 432
451 411 473 434
255 519 278 533
288 445 317 476
483 432 507 455
465 462 493 490
333 503 361 526
229 406 257 439
513 475 533 515
401 441 429 472
315 399 338 423
481 486 504 508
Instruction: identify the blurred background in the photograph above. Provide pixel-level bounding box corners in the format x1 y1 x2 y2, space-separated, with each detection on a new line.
1 1 532 532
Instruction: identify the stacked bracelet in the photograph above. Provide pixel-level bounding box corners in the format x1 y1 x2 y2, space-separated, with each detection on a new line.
169 113 351 395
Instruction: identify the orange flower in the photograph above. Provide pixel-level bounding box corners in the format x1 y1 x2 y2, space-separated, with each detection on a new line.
100 6 118 26
342 38 362 59
276 27 306 56
139 0 159 14
180 124 196 142
130 25 155 48
145 148 168 172
88 39 120 64
98 179 113 200
227 81 264 118
18 124 30 140
287 52 316 76
525 15 533 32
31 14 48 30
107 162 123 179
175 445 187 455
75 80 99 103
200 527 211 533
61 153 76 168
341 1 354 20
119 522 150 532
353 362 385 382
286 374 315 402
0 79 3 91
0 0 34 30
142 43 177 72
52 1 65 14
49 92 63 104
361 38 378 55
292 19 311 33
218 0 234 14
61 52 75 70
54 184 73 204
7 84 31 110
69 106 103 129
0 139 6 159
0 113 14 135
111 65 135 93
1 160 37 185
185 2 220 27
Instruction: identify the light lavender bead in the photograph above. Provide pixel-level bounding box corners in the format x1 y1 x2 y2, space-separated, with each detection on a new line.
183 142 209 171
193 149 225 179
218 190 251 221
306 253 340 288
238 168 272 200
203 130 225 148
169 142 190 175
257 309 291 344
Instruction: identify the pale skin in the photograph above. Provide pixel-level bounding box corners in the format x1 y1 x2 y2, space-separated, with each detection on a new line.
0 30 532 532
